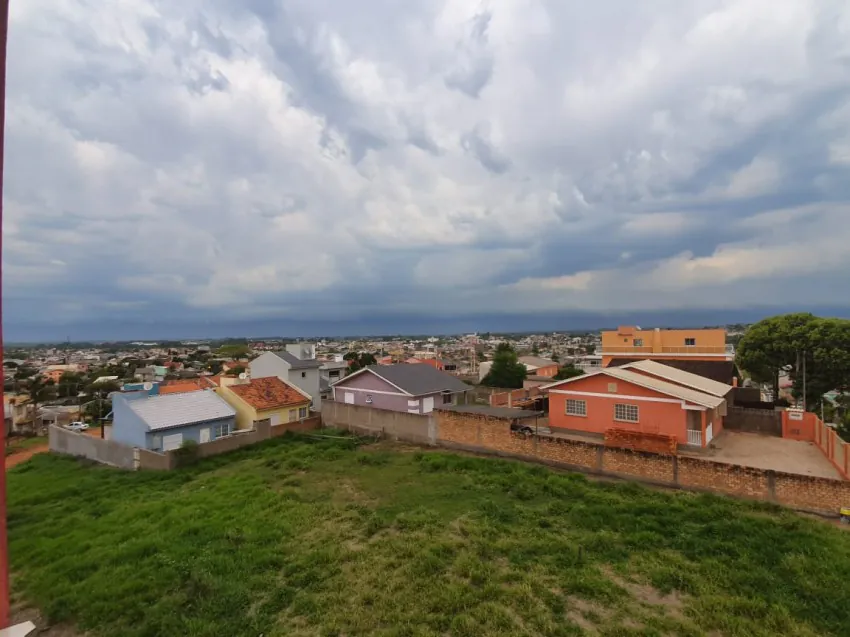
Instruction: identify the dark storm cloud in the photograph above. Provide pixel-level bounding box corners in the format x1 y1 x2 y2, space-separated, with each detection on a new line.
3 0 850 340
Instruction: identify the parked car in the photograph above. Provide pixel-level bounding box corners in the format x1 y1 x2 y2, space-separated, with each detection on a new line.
65 421 89 433
510 420 534 435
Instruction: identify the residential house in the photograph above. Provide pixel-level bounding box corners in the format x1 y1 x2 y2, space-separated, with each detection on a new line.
41 370 64 384
544 362 730 448
600 326 734 367
218 376 312 430
158 378 216 395
319 360 349 401
518 356 559 378
250 345 323 409
111 390 237 451
331 364 471 414
478 355 559 383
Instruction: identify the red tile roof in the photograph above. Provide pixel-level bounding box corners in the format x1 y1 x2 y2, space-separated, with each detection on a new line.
229 377 309 411
159 379 206 395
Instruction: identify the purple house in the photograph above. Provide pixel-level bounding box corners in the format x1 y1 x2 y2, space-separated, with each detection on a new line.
330 364 471 414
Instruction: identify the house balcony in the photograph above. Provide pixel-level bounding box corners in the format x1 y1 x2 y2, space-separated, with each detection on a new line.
601 345 735 359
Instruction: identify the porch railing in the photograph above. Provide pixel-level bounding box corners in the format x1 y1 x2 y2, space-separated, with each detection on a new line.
687 429 703 446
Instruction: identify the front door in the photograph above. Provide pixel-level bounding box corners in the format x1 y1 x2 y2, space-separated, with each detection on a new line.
422 397 435 413
200 428 210 443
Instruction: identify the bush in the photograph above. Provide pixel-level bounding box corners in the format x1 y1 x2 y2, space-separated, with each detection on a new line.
172 440 200 468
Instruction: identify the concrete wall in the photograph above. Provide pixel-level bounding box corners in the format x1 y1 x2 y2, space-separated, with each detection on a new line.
49 426 136 470
322 401 435 445
433 410 850 515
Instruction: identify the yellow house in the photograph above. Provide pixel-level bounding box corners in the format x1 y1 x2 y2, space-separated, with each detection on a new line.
217 376 311 430
601 326 731 366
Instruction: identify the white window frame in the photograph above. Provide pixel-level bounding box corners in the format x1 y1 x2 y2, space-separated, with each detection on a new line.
441 392 454 405
565 399 587 417
633 338 643 347
213 422 232 439
614 403 639 423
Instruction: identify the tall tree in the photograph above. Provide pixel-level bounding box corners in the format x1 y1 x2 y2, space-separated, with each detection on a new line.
26 376 57 432
553 365 585 381
344 352 378 372
481 343 527 388
736 313 850 409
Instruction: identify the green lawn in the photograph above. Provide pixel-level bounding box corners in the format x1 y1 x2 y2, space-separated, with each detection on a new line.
8 432 850 637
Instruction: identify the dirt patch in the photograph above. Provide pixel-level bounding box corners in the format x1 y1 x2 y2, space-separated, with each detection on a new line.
604 569 685 619
567 597 610 633
6 444 49 469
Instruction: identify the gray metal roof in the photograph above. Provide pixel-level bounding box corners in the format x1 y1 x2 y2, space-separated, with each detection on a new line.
127 390 236 432
272 350 322 369
365 364 471 396
518 356 558 369
620 360 733 397
440 405 543 419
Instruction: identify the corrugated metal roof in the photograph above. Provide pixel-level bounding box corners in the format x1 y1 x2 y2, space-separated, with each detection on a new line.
518 356 558 369
128 390 235 431
620 360 733 398
544 368 723 409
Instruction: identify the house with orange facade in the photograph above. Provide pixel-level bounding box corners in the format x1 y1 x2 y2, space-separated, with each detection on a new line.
544 361 732 448
600 326 734 367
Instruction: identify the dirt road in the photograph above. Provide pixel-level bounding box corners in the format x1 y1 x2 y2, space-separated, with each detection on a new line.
5 444 49 469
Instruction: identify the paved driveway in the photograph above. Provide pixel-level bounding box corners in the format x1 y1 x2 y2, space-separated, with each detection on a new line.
687 431 842 479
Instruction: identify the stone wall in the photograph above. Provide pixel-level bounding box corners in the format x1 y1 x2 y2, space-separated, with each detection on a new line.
432 410 850 515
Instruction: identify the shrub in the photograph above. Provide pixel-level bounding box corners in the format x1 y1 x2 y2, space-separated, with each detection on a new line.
172 440 200 468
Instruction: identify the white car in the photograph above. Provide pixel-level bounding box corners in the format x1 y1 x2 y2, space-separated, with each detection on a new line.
66 421 90 433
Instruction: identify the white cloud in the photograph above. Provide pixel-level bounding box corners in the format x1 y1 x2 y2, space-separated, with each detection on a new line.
3 0 850 337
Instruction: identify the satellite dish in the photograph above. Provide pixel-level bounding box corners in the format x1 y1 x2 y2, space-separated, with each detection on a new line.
143 382 153 391
238 373 248 380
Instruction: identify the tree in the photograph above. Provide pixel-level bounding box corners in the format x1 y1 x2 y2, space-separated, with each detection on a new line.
585 345 596 355
226 365 246 377
344 352 378 372
736 313 850 409
481 343 527 388
26 376 57 432
551 353 560 363
553 365 585 381
218 344 250 360
207 360 224 375
531 343 540 355
14 366 37 380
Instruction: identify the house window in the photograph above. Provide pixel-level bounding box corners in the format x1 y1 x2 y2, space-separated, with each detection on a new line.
633 339 643 347
328 370 340 379
614 403 639 423
442 392 453 405
299 407 308 419
565 399 586 416
365 394 373 404
289 409 297 422
301 371 307 378
213 422 232 438
685 338 696 347
607 383 617 393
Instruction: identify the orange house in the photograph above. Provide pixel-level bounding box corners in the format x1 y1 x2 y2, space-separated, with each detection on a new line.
601 326 731 367
544 364 728 448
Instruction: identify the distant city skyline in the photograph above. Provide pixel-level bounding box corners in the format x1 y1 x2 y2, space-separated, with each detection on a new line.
7 305 849 345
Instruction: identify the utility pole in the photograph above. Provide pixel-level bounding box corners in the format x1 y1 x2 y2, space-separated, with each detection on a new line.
0 0 12 628
803 349 807 412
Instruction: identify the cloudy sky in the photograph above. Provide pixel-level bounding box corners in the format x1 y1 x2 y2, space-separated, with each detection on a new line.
4 0 850 341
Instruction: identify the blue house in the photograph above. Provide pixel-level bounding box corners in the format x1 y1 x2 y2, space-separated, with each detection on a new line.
112 390 237 451
122 381 160 396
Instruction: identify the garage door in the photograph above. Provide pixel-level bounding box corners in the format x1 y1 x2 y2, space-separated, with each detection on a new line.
163 433 183 451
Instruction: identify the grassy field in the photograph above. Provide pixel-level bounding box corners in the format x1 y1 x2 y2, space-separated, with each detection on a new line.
8 432 850 637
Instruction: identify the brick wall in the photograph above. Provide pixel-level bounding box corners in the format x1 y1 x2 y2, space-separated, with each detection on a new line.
432 410 850 515
604 428 678 455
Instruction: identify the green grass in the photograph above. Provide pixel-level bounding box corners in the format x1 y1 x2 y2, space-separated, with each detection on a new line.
4 436 47 456
8 432 850 637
